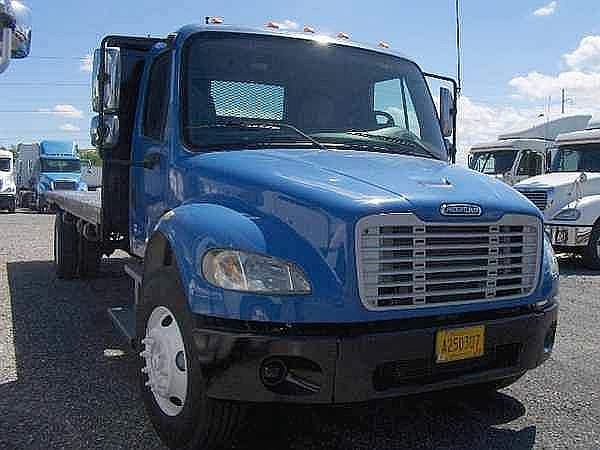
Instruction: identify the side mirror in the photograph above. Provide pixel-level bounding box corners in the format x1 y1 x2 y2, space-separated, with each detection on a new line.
10 1 31 59
91 115 119 149
92 47 121 113
439 87 454 138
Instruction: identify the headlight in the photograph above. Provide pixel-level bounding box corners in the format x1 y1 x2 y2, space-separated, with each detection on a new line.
1 183 15 193
545 236 559 279
552 208 581 221
202 249 312 294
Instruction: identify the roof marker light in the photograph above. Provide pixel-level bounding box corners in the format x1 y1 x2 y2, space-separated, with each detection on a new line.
303 26 316 33
205 16 224 25
378 41 390 49
337 32 350 40
266 21 280 29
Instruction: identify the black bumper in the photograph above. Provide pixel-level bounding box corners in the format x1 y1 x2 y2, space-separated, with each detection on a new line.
194 304 558 404
0 194 15 209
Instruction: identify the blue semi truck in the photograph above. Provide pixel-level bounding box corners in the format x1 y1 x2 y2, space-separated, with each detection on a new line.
45 24 560 450
16 140 87 212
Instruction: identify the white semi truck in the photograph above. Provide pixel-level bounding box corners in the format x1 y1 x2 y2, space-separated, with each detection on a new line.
469 115 591 185
0 148 16 212
516 119 600 267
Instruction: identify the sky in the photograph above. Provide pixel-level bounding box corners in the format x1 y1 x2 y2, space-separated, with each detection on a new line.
1 0 600 165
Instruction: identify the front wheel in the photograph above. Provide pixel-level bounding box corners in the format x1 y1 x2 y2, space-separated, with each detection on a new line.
583 223 600 269
137 266 245 450
8 198 15 213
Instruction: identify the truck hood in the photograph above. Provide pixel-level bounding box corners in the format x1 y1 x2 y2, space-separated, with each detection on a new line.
515 172 600 190
190 149 541 222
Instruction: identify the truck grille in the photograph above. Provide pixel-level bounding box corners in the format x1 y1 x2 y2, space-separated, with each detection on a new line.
356 214 541 310
518 190 548 211
53 181 77 190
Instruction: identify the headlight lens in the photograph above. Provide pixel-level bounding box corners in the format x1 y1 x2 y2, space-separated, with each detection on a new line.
202 249 311 294
552 208 581 221
545 236 559 279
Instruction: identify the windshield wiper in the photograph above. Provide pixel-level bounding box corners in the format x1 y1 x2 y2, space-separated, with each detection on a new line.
348 131 439 159
190 120 328 151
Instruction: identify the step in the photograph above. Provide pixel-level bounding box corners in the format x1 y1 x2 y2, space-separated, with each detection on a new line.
108 306 136 348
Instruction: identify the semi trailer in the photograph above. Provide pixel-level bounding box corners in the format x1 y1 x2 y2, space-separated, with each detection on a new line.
46 23 560 450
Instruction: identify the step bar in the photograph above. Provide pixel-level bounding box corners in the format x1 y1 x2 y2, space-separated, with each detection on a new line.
108 261 143 348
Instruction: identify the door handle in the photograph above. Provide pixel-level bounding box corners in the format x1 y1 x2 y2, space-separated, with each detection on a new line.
142 153 162 170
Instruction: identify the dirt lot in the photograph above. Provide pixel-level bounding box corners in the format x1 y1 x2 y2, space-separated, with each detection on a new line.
1 212 599 449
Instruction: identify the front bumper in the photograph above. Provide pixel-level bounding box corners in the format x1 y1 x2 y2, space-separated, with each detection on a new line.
0 193 15 208
545 224 592 247
195 303 558 404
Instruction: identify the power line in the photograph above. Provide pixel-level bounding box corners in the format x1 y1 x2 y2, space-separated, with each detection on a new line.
0 82 88 86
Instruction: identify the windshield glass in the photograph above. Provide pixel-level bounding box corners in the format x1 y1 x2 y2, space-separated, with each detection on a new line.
469 150 518 174
40 159 81 173
0 158 11 172
551 144 600 172
183 33 446 159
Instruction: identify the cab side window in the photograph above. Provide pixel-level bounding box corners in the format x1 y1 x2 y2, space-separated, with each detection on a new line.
517 151 543 176
143 53 171 141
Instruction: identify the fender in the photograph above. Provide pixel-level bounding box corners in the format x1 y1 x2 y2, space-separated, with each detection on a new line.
147 202 348 322
554 195 600 226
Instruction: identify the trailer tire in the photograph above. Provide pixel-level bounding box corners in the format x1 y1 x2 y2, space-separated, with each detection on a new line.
583 223 600 270
78 235 101 278
54 213 79 279
137 266 246 450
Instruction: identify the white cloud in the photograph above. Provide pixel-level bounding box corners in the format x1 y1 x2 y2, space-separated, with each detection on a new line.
533 1 557 17
59 123 81 132
38 104 84 119
564 36 600 71
80 54 93 72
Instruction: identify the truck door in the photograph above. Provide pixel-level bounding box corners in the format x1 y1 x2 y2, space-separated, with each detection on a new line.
131 51 171 256
515 150 543 183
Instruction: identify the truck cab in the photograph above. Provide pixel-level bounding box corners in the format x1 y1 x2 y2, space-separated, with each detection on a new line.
469 139 548 185
0 148 16 212
516 120 600 267
47 24 559 450
16 140 88 211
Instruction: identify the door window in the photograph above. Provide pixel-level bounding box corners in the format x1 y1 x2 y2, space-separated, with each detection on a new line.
517 151 543 176
143 53 171 141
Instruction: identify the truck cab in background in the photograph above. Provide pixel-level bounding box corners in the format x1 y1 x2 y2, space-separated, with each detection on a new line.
16 140 87 211
516 119 600 267
0 149 16 212
469 115 591 185
469 139 548 185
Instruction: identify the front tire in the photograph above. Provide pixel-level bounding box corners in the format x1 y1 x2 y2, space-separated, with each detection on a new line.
137 266 245 450
7 198 15 213
583 223 600 269
54 212 79 279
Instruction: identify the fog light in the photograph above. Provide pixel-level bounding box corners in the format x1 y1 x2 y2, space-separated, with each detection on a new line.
260 359 288 387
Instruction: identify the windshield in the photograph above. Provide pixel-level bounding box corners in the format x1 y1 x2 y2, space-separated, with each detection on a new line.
40 159 81 173
183 33 446 160
469 150 518 174
551 144 600 172
0 158 11 172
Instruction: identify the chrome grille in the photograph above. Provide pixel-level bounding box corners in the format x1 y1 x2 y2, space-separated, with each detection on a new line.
356 214 541 310
518 190 548 211
53 181 77 190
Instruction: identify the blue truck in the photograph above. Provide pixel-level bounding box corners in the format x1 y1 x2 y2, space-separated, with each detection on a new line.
45 24 560 450
16 140 88 212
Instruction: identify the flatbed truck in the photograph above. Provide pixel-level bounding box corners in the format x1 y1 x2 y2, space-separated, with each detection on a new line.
46 23 560 450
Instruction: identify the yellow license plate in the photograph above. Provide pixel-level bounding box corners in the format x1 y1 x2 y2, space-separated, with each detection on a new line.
436 325 485 363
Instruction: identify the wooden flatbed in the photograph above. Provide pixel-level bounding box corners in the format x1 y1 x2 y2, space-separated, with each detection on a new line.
45 190 102 225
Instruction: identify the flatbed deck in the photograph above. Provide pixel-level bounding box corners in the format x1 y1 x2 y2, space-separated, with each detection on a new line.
45 190 102 225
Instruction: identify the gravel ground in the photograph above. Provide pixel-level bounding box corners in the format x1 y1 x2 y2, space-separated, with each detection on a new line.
0 211 599 450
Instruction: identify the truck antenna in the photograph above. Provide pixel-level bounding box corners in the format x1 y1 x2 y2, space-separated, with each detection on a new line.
455 0 462 95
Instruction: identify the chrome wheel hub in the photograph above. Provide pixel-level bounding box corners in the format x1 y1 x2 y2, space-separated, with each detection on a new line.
140 306 188 416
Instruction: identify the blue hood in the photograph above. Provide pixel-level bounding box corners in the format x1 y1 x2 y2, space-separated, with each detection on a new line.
184 149 541 222
39 172 81 186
